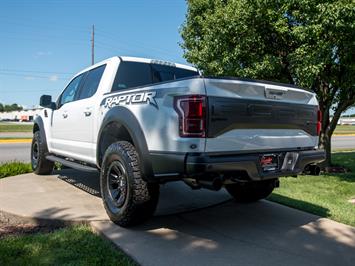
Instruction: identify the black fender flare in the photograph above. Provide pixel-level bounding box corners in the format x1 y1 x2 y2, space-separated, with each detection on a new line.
97 107 154 180
33 116 49 152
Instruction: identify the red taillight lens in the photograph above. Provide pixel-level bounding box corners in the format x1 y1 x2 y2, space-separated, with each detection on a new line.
317 109 322 135
174 95 206 137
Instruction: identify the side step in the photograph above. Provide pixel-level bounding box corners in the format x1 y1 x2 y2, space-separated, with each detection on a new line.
46 155 98 173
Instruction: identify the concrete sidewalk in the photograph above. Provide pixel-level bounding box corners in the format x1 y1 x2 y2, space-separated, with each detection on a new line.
0 132 33 138
0 170 354 266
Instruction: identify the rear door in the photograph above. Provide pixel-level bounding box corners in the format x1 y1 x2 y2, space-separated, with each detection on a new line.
204 78 319 153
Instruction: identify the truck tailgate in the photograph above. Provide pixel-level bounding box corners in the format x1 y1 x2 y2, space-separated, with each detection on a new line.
204 78 319 152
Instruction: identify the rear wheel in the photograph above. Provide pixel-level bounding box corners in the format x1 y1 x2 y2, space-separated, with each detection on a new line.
100 141 159 227
225 179 276 203
31 131 54 175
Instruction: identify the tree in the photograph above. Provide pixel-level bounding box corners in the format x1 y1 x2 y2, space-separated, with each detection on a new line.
0 103 23 112
180 0 355 166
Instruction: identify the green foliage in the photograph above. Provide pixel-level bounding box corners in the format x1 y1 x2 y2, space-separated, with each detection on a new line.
0 123 33 132
269 151 355 226
0 225 136 266
0 162 32 178
334 125 355 135
0 103 23 112
181 0 355 165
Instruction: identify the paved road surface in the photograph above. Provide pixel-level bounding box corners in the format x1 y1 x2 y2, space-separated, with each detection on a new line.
332 135 355 150
0 143 31 163
0 171 354 266
0 132 32 138
0 136 354 163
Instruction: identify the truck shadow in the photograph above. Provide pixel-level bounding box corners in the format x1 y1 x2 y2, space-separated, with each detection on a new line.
55 169 101 197
49 169 355 265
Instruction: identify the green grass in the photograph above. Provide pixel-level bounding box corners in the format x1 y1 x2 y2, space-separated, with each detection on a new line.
0 225 136 266
0 123 33 132
334 125 355 135
269 151 355 226
0 162 32 178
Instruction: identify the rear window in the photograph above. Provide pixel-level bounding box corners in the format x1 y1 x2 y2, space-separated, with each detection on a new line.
111 61 198 92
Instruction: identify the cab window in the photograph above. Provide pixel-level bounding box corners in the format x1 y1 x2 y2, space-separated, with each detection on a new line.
59 74 85 107
77 65 106 100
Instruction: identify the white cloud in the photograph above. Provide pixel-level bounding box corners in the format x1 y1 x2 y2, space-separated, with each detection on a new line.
24 76 35 80
49 75 58 82
36 51 52 57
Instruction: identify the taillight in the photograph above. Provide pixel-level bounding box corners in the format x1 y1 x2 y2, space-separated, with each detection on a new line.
317 109 322 135
174 95 206 137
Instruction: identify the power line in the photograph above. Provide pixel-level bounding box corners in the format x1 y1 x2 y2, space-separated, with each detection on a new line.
95 29 178 58
0 72 69 80
0 68 74 75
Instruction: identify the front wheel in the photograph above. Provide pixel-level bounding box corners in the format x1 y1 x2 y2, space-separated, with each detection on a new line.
100 141 159 227
225 179 276 203
31 131 54 175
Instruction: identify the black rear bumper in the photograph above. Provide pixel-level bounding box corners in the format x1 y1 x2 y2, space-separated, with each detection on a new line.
185 149 325 180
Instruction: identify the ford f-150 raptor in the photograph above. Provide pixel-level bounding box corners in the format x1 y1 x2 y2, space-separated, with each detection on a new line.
32 56 325 226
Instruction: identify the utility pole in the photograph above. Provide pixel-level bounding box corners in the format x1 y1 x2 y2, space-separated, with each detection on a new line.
91 24 95 65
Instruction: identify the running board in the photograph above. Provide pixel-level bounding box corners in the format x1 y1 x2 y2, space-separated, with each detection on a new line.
46 155 98 173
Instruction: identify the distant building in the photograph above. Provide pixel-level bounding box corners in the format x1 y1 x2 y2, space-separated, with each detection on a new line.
0 107 43 121
338 117 355 125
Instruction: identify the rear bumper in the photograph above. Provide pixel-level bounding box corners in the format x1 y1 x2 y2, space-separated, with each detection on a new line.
185 149 325 180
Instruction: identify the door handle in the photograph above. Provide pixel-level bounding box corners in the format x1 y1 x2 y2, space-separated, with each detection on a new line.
84 107 92 117
62 113 68 118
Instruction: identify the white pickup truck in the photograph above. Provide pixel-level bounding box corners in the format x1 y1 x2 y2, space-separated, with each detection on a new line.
32 56 325 226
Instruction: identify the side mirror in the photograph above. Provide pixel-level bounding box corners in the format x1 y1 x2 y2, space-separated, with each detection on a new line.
40 95 56 109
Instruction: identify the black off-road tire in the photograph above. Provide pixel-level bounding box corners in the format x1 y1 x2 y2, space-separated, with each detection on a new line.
100 141 159 227
31 131 54 175
225 179 276 203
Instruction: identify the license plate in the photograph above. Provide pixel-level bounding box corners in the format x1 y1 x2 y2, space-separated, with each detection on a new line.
260 154 279 172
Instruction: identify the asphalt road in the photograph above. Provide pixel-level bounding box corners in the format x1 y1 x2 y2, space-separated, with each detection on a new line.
331 135 355 150
0 136 354 163
0 143 31 163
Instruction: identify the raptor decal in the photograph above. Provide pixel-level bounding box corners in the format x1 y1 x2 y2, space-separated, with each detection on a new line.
102 91 158 109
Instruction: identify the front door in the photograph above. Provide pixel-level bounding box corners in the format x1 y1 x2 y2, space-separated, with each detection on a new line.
50 65 106 162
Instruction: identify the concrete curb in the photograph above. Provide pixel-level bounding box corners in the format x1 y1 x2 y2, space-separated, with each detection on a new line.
0 138 32 143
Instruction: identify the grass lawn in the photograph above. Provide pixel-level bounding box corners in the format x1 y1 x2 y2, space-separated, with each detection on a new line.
0 225 136 266
334 125 355 135
0 123 33 132
0 162 32 178
269 151 355 226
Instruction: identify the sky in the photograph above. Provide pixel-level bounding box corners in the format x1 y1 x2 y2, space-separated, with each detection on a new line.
0 0 188 107
1 0 353 115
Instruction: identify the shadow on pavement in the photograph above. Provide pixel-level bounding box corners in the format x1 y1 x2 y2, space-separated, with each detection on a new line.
55 169 101 197
8 169 353 266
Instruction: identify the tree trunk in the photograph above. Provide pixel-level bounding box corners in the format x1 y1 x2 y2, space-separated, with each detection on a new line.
318 102 331 168
319 131 331 168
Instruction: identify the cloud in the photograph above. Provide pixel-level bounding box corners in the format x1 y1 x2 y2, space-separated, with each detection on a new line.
24 76 35 80
36 51 52 57
49 75 58 82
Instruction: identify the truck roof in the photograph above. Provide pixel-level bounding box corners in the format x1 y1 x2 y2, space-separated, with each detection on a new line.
75 56 198 77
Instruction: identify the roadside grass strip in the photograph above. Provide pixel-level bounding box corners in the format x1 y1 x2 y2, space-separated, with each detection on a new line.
0 124 33 132
0 162 32 178
269 151 355 227
0 225 136 266
334 125 355 136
